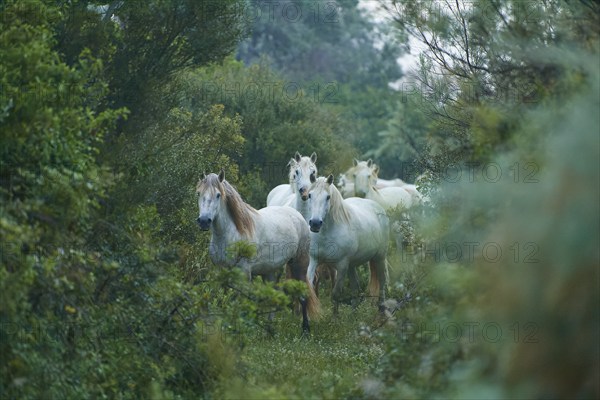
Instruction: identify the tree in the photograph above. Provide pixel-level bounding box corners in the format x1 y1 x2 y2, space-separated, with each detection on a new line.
166 58 356 207
54 0 250 115
384 0 600 172
369 1 600 398
0 1 251 397
237 0 405 156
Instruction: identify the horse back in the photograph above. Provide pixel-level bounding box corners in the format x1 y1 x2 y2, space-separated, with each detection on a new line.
257 206 310 260
266 184 294 207
336 198 389 260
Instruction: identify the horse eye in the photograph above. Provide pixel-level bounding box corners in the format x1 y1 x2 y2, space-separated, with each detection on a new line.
216 193 221 199
308 193 311 199
295 170 300 176
326 195 331 200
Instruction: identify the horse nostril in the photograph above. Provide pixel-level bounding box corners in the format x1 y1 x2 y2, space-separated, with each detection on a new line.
197 216 212 227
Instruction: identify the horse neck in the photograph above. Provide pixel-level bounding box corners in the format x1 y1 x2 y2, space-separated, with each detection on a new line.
211 204 239 241
289 179 297 192
328 188 351 226
288 170 299 192
295 194 310 220
367 185 384 203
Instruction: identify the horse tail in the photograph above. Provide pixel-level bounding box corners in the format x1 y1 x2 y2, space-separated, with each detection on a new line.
368 260 380 297
305 275 322 320
287 251 321 320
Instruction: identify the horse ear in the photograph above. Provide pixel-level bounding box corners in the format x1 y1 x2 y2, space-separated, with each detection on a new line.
373 165 380 175
353 158 358 166
310 173 316 183
367 159 373 167
327 174 334 185
202 171 207 180
310 152 317 163
218 169 225 182
294 151 301 162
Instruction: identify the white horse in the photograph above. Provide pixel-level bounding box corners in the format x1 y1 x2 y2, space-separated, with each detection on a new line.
338 159 408 198
352 160 421 209
378 177 407 188
266 151 317 220
336 173 355 199
196 170 319 333
307 175 389 314
265 152 336 294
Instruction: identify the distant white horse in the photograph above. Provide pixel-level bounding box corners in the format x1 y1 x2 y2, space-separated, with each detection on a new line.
336 173 355 198
196 170 319 333
378 177 407 188
338 159 407 198
352 160 422 209
267 151 317 220
307 175 389 314
351 161 425 250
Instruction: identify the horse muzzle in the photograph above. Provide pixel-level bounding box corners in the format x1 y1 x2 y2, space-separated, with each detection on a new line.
299 188 309 201
309 219 322 233
197 216 212 231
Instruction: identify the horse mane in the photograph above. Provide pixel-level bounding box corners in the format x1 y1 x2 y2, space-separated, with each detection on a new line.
197 174 258 237
221 180 258 237
314 177 351 224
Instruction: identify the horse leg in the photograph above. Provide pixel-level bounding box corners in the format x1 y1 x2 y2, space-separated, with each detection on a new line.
314 266 321 298
264 272 278 336
370 256 388 313
348 264 360 309
328 265 337 293
288 258 311 335
332 262 348 316
307 256 318 288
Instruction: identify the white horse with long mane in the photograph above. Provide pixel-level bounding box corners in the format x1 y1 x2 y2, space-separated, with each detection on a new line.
266 151 317 220
196 170 319 333
352 160 423 209
307 175 389 313
338 159 408 198
266 152 336 294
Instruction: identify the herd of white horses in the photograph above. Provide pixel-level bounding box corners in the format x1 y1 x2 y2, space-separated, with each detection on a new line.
196 152 424 334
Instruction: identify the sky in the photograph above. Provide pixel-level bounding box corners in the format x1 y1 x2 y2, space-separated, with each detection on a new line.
358 0 425 87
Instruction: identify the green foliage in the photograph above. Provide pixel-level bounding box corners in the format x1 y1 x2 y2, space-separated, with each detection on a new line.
173 59 356 205
384 0 600 177
370 93 431 179
0 1 248 397
214 296 387 399
2 0 598 398
376 2 600 398
238 0 405 161
115 103 245 244
53 0 250 113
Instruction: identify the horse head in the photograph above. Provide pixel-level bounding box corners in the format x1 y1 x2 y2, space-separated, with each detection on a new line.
353 159 378 198
288 151 317 201
196 170 225 230
308 174 335 232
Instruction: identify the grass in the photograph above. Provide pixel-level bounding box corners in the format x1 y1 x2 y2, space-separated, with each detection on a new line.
208 251 431 399
214 299 385 399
